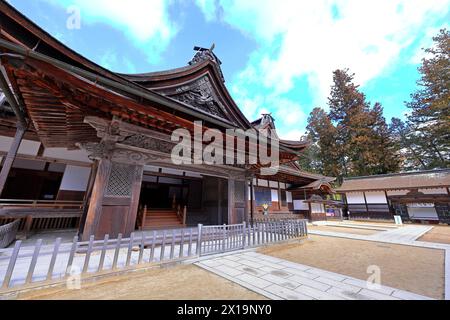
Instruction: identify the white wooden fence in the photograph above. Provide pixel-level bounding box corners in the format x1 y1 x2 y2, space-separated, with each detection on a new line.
0 219 307 291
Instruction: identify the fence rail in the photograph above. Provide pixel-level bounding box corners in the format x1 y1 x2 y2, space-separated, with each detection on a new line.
0 219 307 291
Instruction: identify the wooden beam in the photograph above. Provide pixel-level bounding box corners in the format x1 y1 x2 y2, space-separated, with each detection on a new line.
0 125 25 196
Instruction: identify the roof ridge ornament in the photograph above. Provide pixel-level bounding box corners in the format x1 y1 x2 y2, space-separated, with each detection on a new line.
188 44 225 82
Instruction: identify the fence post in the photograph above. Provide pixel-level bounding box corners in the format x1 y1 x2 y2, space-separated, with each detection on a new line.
126 232 135 266
2 240 21 288
26 239 43 284
82 235 95 273
66 235 78 277
112 233 122 270
98 234 110 272
222 225 226 253
47 237 62 280
196 224 203 256
242 221 246 249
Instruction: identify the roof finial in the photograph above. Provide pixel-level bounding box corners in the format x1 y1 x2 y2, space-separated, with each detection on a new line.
210 43 215 51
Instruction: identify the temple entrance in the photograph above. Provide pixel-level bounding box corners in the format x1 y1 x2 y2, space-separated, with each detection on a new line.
140 181 187 210
136 173 232 229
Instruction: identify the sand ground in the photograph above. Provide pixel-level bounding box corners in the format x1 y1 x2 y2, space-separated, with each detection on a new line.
308 225 381 235
15 264 266 300
258 235 445 299
418 225 450 244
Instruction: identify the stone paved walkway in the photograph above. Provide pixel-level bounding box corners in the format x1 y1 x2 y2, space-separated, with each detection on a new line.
366 225 432 242
195 251 433 300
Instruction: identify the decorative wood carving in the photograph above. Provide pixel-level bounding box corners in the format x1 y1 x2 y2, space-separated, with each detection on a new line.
170 76 231 121
121 133 174 154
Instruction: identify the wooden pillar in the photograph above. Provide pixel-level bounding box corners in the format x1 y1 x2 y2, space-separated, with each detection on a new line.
81 158 111 240
228 177 235 224
244 177 249 224
278 181 282 210
80 158 144 240
217 177 222 224
0 125 25 197
250 178 254 225
78 161 99 235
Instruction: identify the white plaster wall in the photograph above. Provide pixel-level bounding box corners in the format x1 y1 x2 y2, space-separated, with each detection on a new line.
43 148 91 163
293 200 308 210
258 179 269 187
311 203 324 213
269 181 278 188
286 191 292 203
279 182 286 189
418 188 448 195
59 165 91 191
0 136 41 156
271 189 279 202
345 192 365 204
365 191 387 204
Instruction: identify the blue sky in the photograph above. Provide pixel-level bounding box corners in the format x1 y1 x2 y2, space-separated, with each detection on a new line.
7 0 450 140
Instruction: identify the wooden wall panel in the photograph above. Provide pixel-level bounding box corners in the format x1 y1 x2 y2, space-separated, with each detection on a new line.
56 190 85 201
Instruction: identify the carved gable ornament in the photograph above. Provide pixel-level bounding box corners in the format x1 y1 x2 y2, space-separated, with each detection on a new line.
169 76 234 123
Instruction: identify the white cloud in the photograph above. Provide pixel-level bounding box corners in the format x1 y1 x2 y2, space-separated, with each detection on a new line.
410 23 449 64
48 0 178 63
195 0 217 21
196 0 450 134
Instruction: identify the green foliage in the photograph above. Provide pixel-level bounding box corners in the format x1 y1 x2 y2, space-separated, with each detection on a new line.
405 28 450 168
300 29 449 177
302 69 400 180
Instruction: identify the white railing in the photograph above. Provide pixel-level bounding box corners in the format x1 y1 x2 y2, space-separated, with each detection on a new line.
0 219 308 291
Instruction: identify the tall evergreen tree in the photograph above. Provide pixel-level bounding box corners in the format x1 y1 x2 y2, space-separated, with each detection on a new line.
368 103 401 173
406 28 450 168
390 117 427 170
304 107 340 178
326 69 399 177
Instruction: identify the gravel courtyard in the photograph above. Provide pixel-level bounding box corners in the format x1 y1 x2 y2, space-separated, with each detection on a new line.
258 235 445 299
14 264 266 300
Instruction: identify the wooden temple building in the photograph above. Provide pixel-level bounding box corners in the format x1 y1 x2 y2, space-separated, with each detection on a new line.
337 169 450 224
0 2 337 240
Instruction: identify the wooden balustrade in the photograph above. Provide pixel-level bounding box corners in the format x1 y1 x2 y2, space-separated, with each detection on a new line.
0 199 84 236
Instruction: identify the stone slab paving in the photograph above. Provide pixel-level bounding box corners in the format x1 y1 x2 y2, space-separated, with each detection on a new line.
195 251 433 300
366 225 433 242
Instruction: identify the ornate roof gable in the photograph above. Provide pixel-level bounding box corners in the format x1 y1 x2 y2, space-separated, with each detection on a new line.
163 75 233 123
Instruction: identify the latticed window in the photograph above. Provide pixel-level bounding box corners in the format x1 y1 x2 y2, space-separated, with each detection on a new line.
105 163 137 197
234 180 245 203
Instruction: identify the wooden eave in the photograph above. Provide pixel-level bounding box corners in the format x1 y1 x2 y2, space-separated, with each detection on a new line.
119 59 252 129
388 194 450 203
0 1 308 161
